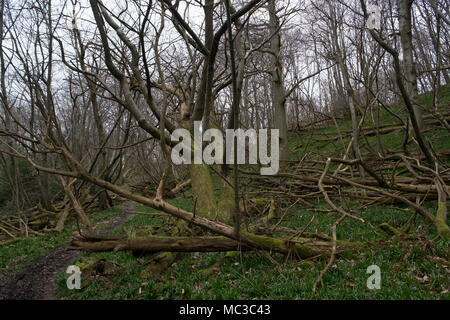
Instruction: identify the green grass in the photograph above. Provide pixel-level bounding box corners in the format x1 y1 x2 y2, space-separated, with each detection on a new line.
291 84 450 159
55 85 450 300
5 86 450 300
56 200 449 300
0 206 122 279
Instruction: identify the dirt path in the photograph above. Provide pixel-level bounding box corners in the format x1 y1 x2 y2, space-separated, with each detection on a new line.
0 202 135 300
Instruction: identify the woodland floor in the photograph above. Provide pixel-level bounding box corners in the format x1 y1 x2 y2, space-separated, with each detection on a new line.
1 87 450 300
51 202 449 300
0 202 135 300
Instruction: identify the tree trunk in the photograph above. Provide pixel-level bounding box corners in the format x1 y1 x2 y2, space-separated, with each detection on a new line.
57 176 92 232
397 0 424 129
70 236 252 253
68 233 343 260
327 2 365 178
268 0 290 161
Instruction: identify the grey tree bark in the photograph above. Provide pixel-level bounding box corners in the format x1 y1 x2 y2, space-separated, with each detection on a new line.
397 0 424 130
268 0 290 162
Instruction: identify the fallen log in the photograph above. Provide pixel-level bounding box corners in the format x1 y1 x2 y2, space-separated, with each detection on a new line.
126 210 170 217
64 157 331 258
240 169 449 195
69 236 253 253
68 233 365 259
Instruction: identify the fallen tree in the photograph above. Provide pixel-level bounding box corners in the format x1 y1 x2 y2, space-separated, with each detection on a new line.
68 231 367 260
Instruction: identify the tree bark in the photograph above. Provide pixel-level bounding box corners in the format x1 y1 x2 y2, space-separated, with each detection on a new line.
57 176 92 232
397 0 424 130
268 0 290 162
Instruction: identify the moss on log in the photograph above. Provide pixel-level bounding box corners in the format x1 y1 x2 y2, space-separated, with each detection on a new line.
69 236 252 253
69 233 364 260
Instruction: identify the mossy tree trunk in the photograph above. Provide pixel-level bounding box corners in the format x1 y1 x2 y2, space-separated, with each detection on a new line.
189 164 218 219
